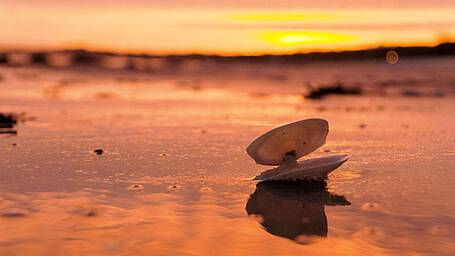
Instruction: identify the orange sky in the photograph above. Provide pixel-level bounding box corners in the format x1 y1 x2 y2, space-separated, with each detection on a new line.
1 1 455 55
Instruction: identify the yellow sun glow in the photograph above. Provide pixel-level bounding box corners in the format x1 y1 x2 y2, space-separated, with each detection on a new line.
260 31 357 46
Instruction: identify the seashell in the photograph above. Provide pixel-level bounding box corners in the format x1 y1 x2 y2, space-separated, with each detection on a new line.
247 119 349 181
247 119 328 166
253 154 349 181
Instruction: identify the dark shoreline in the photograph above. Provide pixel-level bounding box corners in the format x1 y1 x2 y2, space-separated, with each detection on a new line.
1 42 455 67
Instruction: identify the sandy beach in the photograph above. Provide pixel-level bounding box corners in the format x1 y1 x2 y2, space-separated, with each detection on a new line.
0 57 454 255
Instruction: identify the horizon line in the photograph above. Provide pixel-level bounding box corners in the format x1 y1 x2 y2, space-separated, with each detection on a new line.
1 41 455 59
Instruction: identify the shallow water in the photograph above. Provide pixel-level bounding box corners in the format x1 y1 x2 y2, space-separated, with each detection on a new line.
0 60 454 255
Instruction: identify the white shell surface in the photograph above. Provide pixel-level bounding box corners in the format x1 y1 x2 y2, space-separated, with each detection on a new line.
253 154 349 181
247 119 329 166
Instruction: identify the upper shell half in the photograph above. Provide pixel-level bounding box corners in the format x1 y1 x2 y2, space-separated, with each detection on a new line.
247 119 329 166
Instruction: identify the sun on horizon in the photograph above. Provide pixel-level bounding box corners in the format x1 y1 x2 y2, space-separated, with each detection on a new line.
1 1 455 55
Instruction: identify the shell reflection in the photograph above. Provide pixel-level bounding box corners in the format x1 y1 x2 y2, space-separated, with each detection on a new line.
246 181 350 243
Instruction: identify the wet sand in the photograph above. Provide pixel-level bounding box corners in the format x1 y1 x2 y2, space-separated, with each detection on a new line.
0 59 454 255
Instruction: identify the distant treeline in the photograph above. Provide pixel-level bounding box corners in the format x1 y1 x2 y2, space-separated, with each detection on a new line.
1 42 455 69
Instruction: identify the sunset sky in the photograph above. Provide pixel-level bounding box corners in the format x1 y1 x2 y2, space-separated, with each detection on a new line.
1 0 455 55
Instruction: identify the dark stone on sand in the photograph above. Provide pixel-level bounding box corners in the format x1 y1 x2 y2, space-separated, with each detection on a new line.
305 83 362 100
93 149 104 155
0 113 17 129
0 112 34 135
359 124 367 129
0 114 17 134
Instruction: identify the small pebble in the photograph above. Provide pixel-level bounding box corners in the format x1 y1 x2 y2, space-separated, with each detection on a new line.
128 184 144 191
359 124 366 129
167 184 182 190
93 149 104 155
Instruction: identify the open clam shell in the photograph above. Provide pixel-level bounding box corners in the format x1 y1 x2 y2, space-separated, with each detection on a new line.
247 119 329 166
252 154 350 181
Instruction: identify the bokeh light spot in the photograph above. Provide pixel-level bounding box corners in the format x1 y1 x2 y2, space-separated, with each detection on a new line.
386 50 399 64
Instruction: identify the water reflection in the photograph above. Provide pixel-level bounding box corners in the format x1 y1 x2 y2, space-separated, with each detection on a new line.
246 180 350 243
